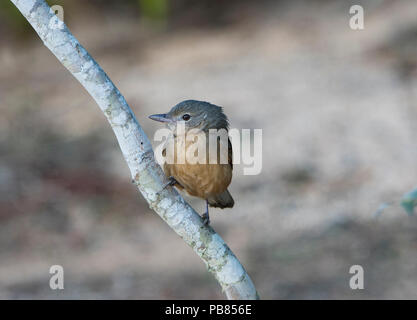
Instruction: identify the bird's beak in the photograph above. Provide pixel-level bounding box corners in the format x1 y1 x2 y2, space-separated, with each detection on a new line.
148 113 173 123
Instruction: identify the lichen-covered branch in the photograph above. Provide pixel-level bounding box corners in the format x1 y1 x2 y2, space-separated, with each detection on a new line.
10 0 259 299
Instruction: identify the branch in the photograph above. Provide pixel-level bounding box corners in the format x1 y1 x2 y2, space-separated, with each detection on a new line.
11 0 259 299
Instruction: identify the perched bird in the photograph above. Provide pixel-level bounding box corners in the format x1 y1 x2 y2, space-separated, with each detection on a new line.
149 100 234 224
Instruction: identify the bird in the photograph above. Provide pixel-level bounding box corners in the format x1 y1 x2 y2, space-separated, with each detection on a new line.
149 100 234 225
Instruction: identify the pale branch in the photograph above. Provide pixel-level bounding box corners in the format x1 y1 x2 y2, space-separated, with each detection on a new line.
11 0 259 299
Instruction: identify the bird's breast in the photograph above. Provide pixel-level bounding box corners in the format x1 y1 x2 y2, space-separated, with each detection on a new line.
163 132 232 199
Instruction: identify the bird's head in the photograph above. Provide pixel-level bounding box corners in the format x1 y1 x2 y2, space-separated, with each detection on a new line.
149 100 229 132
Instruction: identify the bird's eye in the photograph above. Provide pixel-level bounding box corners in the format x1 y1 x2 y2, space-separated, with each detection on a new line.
182 114 191 121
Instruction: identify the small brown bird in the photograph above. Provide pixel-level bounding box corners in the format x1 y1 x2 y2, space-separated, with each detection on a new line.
149 100 234 224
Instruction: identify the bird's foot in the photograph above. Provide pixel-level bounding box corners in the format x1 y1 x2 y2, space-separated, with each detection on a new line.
157 176 178 195
202 211 210 226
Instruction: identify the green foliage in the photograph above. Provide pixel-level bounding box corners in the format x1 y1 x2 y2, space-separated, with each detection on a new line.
138 0 168 21
401 188 417 215
0 1 30 32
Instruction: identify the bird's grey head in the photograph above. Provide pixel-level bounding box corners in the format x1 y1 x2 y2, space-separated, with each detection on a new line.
149 100 229 132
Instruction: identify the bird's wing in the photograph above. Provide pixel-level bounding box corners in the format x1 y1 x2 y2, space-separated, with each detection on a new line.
216 135 233 170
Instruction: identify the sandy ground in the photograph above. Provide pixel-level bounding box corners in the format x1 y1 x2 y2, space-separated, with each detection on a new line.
1 0 417 299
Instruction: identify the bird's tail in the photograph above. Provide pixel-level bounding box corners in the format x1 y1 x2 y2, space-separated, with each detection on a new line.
207 189 234 209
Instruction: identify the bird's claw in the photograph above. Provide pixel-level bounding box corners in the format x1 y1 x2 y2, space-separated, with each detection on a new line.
202 212 210 225
157 176 178 196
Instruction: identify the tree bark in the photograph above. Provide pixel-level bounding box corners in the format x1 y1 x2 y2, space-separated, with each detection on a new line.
10 0 259 300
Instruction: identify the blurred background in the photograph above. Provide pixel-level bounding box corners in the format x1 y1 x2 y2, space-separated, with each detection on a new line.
1 0 417 299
